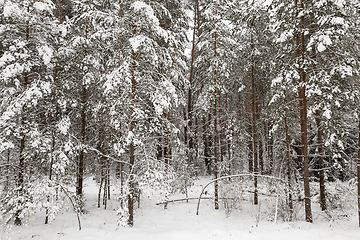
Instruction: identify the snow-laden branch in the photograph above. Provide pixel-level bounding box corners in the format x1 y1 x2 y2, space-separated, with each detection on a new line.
85 146 129 165
53 182 82 231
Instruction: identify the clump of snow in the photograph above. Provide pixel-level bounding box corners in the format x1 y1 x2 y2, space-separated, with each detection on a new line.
59 24 68 37
338 139 344 150
333 0 345 8
0 141 14 152
131 1 159 26
52 151 70 175
129 35 149 52
37 45 53 66
271 76 282 87
3 2 22 17
152 92 170 116
33 1 54 12
323 109 331 119
315 0 327 8
0 62 25 81
317 42 326 52
0 52 15 67
275 30 294 43
331 17 344 25
317 35 332 52
238 84 245 92
130 1 168 41
57 116 70 135
331 64 353 78
263 0 273 6
125 131 134 145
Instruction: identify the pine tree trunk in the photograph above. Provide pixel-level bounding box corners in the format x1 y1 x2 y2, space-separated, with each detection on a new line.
15 121 25 226
259 130 264 175
285 115 293 218
98 176 103 208
76 84 86 199
4 150 10 192
107 163 111 200
103 171 107 209
76 23 89 205
250 18 258 206
203 115 212 174
248 127 253 172
165 111 171 166
213 2 219 210
120 161 124 209
268 125 274 175
296 0 312 223
187 0 198 165
315 110 326 211
246 2 253 174
128 40 137 226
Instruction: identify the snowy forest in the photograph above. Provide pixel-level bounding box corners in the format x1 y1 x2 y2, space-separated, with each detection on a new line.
1 0 360 236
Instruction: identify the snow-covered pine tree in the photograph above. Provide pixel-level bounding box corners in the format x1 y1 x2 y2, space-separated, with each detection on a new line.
100 0 182 226
0 0 60 225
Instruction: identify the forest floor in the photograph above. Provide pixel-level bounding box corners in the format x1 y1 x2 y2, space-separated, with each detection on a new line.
1 177 360 240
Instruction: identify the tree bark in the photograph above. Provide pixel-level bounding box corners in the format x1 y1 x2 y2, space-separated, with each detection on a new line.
296 0 312 222
76 23 89 205
203 115 212 174
128 45 137 226
285 115 293 218
249 8 258 205
76 85 86 199
186 0 198 165
213 1 219 210
315 110 326 211
98 175 103 208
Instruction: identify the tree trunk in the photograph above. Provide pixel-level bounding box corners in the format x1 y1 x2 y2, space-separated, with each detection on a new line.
128 34 137 225
315 110 326 211
259 130 264 175
76 84 86 199
98 176 103 208
213 2 219 210
76 23 89 206
268 124 274 175
107 162 111 200
187 0 198 165
285 115 293 218
203 115 212 174
250 13 258 205
15 122 25 226
4 150 10 192
165 111 171 166
103 170 107 209
297 0 312 222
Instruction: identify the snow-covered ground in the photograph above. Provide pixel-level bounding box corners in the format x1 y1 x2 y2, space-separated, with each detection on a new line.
1 177 360 240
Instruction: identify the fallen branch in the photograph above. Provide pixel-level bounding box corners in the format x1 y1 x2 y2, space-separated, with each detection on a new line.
309 167 332 172
156 197 213 205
